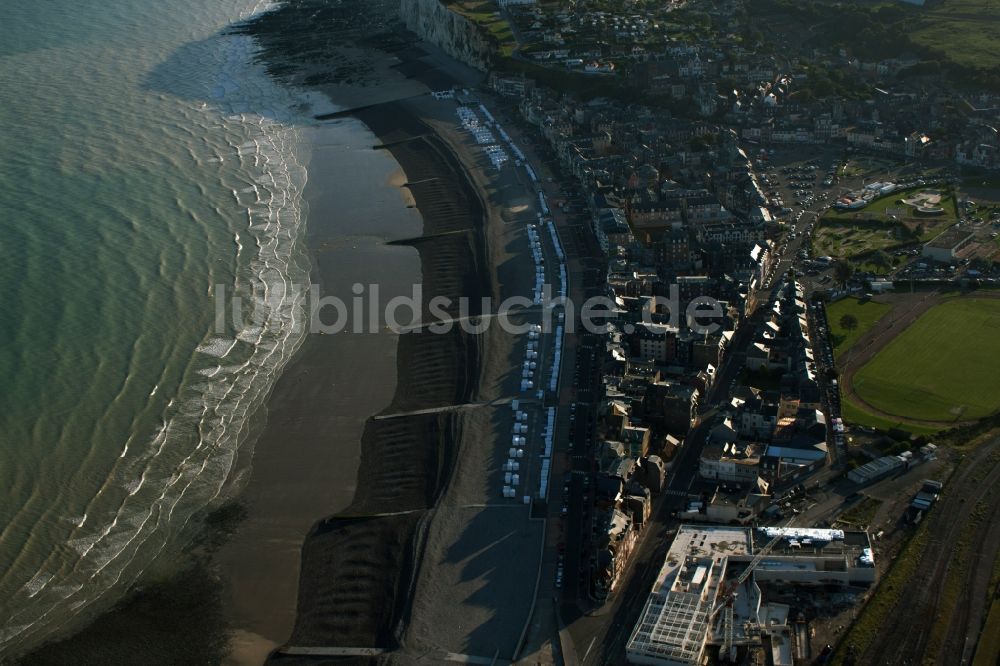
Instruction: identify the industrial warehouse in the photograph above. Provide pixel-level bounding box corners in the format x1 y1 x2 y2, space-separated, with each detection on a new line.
626 525 876 666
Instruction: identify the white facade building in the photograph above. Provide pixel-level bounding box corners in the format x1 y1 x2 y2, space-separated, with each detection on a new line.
626 526 876 665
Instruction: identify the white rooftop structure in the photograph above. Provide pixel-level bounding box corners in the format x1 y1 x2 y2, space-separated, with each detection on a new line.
626 526 750 666
627 525 876 665
759 527 844 542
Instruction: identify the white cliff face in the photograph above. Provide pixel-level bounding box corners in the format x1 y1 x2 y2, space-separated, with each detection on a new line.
398 0 493 71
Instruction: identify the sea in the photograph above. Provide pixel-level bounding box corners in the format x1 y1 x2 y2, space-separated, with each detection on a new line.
0 0 381 655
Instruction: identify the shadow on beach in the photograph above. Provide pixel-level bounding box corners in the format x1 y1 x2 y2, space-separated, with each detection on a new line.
18 3 498 663
269 102 491 660
141 0 452 121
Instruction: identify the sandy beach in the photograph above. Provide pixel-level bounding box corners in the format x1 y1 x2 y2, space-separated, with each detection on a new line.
213 118 425 665
239 42 558 662
387 93 552 663
17 11 550 665
263 98 492 657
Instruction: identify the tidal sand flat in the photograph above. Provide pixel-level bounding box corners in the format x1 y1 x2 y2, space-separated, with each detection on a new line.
267 101 491 659
10 0 520 661
214 119 424 664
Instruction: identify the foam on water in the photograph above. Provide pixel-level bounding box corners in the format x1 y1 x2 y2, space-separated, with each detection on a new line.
196 337 239 358
22 574 53 599
0 0 322 654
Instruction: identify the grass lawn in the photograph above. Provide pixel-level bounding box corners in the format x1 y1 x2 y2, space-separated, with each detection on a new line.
444 0 517 55
841 397 943 437
832 520 930 664
826 297 892 357
911 0 1000 72
973 600 1000 666
853 298 1000 422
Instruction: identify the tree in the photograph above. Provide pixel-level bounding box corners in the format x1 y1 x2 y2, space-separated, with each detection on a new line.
689 136 709 152
840 313 859 332
834 260 855 287
871 250 892 271
970 257 990 272
811 76 835 99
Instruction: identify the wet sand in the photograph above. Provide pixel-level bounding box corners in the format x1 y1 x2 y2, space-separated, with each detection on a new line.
261 100 490 661
213 118 424 665
265 90 551 664
390 95 547 663
254 59 555 661
207 17 495 658
17 12 517 665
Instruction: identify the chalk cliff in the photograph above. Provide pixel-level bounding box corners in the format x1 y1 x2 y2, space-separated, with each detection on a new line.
399 0 494 71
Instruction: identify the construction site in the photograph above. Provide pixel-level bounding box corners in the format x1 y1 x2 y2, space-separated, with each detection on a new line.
625 525 875 666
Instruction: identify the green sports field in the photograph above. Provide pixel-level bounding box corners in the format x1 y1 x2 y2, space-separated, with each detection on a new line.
826 297 892 357
853 298 1000 422
840 398 943 437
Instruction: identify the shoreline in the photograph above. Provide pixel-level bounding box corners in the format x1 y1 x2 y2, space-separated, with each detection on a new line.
20 84 549 666
270 98 492 659
265 72 556 663
213 117 426 664
15 15 536 665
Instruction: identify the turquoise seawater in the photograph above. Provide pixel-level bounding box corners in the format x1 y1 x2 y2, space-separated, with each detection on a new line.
0 0 325 654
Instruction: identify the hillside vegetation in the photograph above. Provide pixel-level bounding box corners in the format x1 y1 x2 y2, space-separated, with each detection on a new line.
751 0 1000 90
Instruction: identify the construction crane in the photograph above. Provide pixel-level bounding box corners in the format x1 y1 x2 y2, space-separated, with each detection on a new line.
709 519 795 662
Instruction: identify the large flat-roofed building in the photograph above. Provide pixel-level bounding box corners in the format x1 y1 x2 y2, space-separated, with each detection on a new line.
847 455 903 484
626 526 750 666
626 525 876 665
752 527 877 587
922 227 975 262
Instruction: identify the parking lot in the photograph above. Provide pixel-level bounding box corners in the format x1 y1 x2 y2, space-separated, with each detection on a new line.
757 146 844 225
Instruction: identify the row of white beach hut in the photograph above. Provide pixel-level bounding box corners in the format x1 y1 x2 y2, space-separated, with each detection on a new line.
527 224 546 305
457 106 495 144
481 104 524 162
474 102 571 504
503 399 531 502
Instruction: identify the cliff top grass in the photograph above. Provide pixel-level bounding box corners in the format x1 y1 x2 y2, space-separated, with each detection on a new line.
443 0 517 56
909 0 1000 72
751 0 1000 90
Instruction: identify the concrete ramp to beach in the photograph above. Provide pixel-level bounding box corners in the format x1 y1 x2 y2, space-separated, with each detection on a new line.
277 646 386 656
372 396 529 420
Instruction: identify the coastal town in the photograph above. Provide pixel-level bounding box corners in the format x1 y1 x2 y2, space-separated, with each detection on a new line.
10 0 1000 665
387 0 1000 663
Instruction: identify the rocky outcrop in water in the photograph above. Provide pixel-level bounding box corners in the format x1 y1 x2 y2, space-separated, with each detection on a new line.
398 0 493 72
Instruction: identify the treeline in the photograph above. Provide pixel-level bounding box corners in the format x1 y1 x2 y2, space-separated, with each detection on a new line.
750 0 918 60
496 58 637 101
